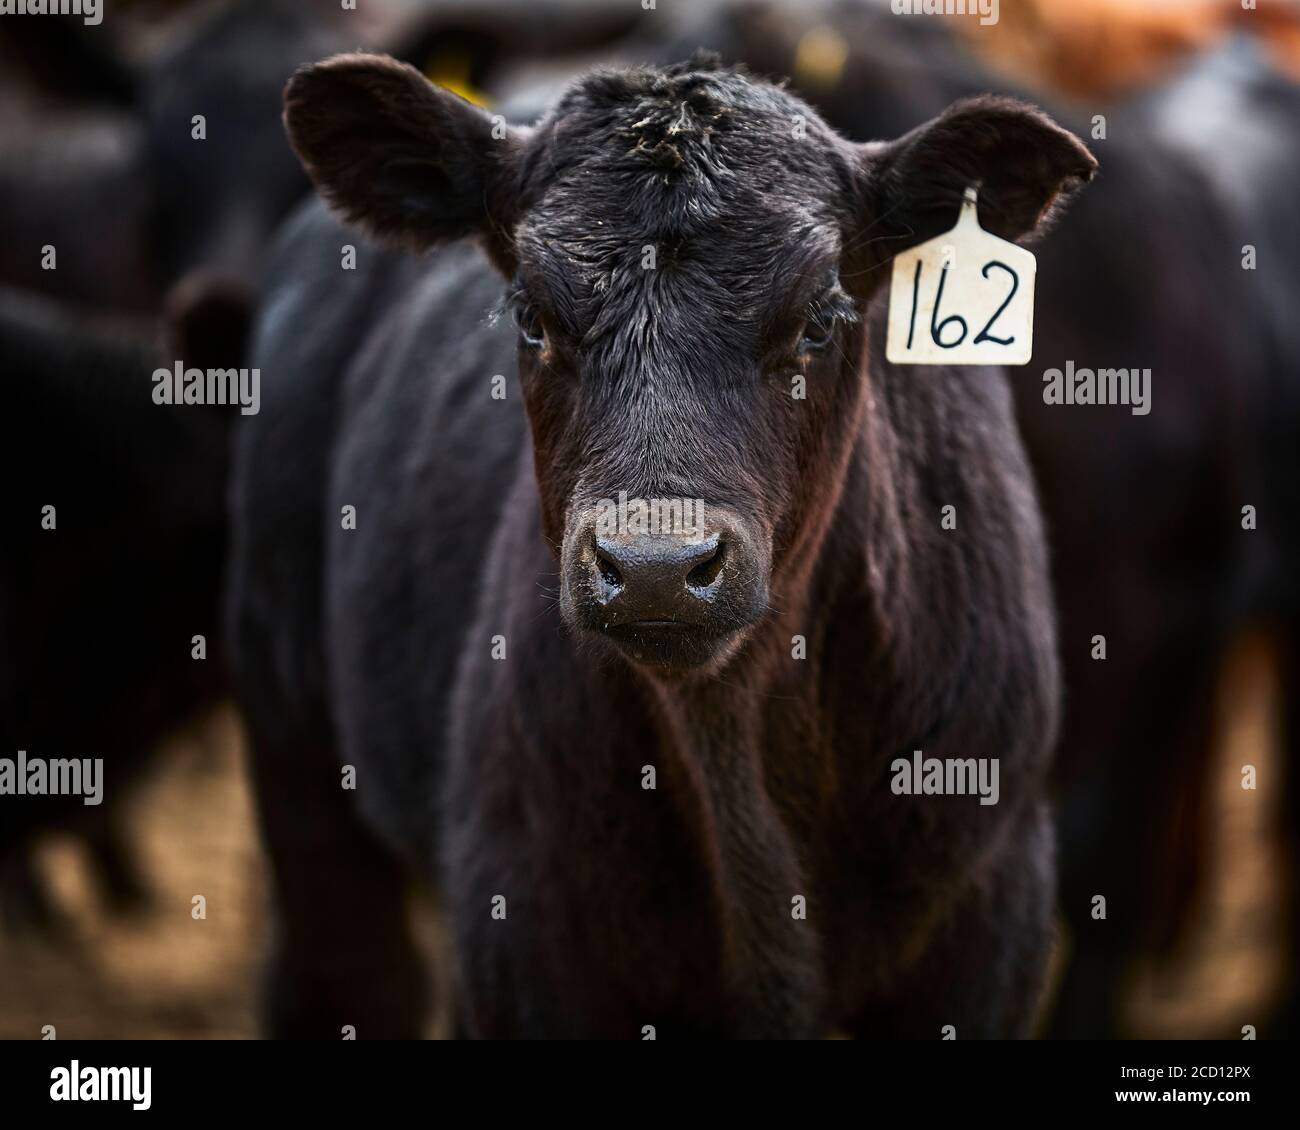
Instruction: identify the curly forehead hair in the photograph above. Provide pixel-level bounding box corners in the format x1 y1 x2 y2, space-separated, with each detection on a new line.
507 55 857 353
515 53 857 207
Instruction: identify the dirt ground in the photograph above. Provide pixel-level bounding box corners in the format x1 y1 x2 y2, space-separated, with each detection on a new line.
0 635 1288 1039
0 707 264 1038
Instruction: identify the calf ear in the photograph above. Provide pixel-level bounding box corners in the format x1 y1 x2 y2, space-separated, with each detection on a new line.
859 95 1096 259
283 52 523 267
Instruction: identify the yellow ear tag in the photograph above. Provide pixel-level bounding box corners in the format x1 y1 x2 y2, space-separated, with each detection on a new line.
885 187 1036 366
423 52 492 109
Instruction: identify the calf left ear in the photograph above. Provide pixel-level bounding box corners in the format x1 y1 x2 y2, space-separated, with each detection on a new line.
859 95 1097 258
283 52 524 269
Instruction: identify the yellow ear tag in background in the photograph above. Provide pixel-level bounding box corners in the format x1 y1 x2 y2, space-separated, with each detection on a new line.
885 187 1036 366
423 51 492 109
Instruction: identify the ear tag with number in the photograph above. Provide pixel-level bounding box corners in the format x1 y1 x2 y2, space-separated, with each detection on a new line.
885 187 1036 366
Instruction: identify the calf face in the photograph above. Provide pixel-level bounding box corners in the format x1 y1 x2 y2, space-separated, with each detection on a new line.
284 53 1092 676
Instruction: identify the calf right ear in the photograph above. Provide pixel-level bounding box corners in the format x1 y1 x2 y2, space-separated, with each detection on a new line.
283 53 524 268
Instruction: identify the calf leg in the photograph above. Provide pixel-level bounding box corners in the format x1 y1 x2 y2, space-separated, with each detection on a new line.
1273 613 1300 1038
84 819 149 914
851 800 1056 1040
1048 631 1225 1039
249 735 429 1040
0 847 65 935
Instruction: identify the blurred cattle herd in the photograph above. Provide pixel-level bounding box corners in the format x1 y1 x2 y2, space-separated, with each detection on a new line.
2 0 1299 1037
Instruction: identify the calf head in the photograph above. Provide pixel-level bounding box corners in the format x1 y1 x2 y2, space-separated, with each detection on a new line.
284 53 1094 677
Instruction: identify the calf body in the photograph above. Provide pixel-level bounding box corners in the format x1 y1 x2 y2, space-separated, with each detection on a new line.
230 55 1091 1037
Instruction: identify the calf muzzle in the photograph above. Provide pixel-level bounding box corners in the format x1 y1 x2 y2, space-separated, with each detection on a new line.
560 501 769 673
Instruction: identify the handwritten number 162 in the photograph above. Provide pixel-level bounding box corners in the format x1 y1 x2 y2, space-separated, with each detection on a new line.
904 259 1020 350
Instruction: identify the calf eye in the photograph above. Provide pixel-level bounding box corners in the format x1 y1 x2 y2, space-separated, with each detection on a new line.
800 312 836 354
515 304 545 349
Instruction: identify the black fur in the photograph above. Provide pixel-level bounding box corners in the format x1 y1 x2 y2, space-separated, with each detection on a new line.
229 54 1091 1038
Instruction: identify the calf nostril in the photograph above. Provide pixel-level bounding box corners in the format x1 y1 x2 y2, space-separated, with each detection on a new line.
686 540 726 591
595 545 623 589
